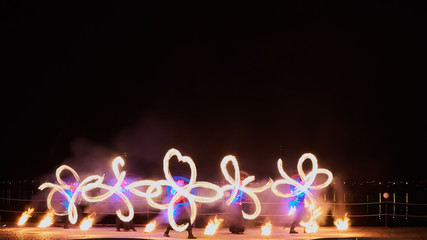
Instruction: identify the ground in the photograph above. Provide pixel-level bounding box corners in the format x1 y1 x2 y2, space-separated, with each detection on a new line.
1 225 427 240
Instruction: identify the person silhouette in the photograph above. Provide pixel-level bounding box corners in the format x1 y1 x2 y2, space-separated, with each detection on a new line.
163 179 197 239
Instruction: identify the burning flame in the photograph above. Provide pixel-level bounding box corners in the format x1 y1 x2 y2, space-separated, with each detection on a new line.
80 213 95 231
300 206 321 233
334 213 350 230
17 208 34 226
261 221 272 236
204 215 224 236
304 221 319 233
38 211 54 228
144 220 156 233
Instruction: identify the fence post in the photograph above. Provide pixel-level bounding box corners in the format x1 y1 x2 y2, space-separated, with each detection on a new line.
383 192 390 227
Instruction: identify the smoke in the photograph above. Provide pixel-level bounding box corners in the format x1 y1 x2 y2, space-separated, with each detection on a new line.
32 112 341 227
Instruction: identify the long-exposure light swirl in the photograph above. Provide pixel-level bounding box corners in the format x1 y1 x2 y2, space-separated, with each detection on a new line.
38 165 82 224
161 149 224 232
271 153 333 230
38 149 333 232
80 157 134 222
220 155 272 220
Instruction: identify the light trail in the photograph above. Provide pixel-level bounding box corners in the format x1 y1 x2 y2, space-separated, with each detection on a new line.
161 149 224 232
271 153 333 232
221 155 272 220
37 148 333 233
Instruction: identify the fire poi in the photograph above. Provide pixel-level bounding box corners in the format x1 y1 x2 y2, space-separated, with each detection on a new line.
271 153 333 233
36 148 333 233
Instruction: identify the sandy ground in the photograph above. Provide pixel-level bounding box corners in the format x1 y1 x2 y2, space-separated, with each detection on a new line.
1 225 427 240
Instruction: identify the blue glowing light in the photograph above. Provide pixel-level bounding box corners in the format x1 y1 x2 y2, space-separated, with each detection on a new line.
231 189 244 204
167 176 195 216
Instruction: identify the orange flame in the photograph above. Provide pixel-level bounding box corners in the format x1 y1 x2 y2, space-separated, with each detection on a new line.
334 213 350 230
300 206 321 233
17 208 34 226
38 211 54 228
80 213 95 231
305 221 319 233
261 221 272 236
144 220 156 233
204 215 224 236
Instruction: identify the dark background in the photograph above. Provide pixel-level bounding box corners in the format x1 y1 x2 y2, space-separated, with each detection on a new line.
1 2 426 182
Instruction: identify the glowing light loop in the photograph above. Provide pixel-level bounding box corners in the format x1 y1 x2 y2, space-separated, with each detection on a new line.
220 155 273 220
271 153 333 231
38 165 82 224
159 149 224 232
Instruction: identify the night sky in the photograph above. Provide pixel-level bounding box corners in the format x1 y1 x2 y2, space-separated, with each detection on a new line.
1 2 426 182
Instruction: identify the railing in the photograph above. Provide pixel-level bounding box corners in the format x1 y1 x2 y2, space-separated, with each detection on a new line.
1 196 426 226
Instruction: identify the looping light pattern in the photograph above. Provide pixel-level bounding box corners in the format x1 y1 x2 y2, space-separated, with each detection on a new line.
221 155 273 220
39 149 333 232
38 165 82 224
161 149 224 232
271 153 333 230
80 157 134 222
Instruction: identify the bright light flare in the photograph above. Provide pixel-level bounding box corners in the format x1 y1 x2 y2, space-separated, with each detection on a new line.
17 208 34 226
288 206 296 216
144 220 156 233
204 215 224 236
334 213 350 230
38 211 54 228
304 221 319 233
80 213 95 231
261 221 272 236
300 206 321 233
